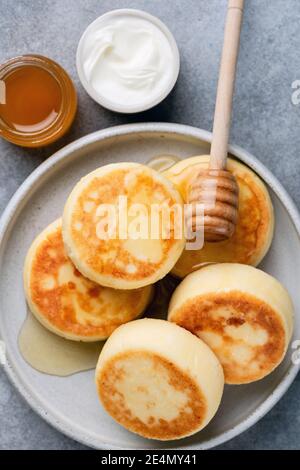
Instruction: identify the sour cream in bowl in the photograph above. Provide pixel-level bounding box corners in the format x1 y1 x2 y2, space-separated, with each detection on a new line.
76 9 180 113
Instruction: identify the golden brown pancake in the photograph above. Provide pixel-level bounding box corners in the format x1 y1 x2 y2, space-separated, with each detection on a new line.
96 319 224 440
62 163 185 289
24 220 153 341
163 156 274 277
168 264 294 384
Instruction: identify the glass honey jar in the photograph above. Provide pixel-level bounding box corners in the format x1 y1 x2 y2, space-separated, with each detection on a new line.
0 55 77 147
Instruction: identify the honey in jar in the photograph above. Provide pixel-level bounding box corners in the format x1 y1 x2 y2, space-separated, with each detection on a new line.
0 55 77 147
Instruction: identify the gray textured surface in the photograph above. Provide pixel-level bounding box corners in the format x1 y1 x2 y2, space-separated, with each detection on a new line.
0 0 299 450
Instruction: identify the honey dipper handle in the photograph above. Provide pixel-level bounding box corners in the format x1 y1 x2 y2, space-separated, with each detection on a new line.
210 0 244 169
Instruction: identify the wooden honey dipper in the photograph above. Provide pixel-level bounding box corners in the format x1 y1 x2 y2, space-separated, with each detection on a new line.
188 0 244 242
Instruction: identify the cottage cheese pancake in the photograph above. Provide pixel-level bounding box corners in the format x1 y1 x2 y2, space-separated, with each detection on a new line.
168 264 294 384
96 318 224 440
62 163 185 289
24 220 153 341
163 156 274 277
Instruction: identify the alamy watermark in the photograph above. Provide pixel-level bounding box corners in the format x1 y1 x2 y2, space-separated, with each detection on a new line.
93 196 204 251
291 340 300 365
291 80 300 105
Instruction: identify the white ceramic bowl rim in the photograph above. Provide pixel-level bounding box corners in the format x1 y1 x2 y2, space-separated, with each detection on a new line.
76 9 180 114
0 123 299 450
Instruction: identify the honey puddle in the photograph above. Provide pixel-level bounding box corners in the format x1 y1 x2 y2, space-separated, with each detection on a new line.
18 310 104 376
19 273 178 377
147 154 181 173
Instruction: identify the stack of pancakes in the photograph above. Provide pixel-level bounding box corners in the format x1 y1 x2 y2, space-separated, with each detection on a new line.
24 158 294 441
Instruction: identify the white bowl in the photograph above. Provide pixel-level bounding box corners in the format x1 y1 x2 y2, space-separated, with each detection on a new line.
0 123 299 449
76 9 180 113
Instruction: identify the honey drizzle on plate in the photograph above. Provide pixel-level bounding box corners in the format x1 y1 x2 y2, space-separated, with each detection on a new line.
18 310 103 377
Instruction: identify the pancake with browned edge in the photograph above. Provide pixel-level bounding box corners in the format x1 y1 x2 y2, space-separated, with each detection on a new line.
63 163 185 289
168 263 294 384
96 318 224 440
24 220 153 341
163 156 274 277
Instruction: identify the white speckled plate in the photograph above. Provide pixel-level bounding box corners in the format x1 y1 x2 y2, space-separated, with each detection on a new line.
0 123 299 450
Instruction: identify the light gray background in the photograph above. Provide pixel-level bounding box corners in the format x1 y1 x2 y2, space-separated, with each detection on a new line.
0 0 300 450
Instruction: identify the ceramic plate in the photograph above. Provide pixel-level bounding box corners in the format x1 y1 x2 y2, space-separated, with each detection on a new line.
0 123 299 450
